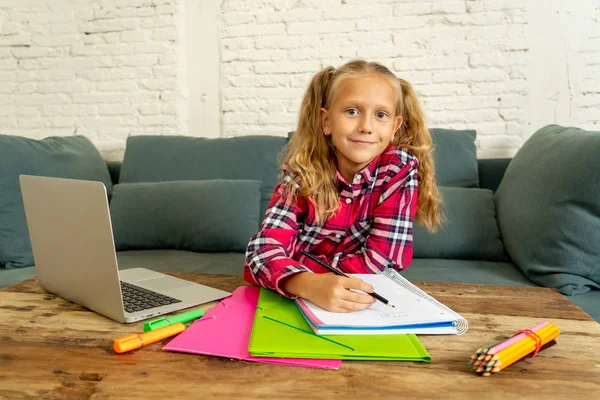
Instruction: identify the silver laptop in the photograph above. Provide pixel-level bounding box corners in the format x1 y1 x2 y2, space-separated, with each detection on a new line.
19 175 231 323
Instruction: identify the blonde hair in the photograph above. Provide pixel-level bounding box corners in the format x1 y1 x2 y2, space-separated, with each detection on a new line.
282 59 443 232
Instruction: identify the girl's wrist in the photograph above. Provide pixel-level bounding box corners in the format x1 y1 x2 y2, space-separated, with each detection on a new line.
280 272 312 298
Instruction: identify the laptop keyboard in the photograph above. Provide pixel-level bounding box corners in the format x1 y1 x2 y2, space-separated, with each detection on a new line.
120 281 182 314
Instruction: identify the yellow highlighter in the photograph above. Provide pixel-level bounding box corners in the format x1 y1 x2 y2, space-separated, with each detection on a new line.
113 322 186 354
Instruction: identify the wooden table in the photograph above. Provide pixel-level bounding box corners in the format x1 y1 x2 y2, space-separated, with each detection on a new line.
1 274 599 399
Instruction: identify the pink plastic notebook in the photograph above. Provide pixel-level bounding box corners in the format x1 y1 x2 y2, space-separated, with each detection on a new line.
162 285 341 370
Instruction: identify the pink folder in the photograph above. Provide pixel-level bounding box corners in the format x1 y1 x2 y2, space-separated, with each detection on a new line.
163 285 341 370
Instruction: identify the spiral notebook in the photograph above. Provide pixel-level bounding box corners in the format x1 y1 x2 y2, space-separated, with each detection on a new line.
295 269 468 335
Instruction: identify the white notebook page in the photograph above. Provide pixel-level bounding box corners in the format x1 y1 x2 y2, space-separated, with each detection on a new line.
302 274 454 327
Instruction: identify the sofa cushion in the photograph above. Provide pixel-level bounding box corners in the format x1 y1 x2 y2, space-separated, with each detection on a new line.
116 250 247 275
403 259 535 287
429 128 479 188
109 180 261 253
0 135 112 268
412 187 506 261
495 125 600 295
118 135 287 221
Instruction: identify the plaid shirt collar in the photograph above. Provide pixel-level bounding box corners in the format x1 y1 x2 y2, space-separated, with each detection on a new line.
335 144 391 189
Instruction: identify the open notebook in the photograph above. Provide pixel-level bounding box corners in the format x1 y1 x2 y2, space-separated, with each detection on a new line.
295 269 468 335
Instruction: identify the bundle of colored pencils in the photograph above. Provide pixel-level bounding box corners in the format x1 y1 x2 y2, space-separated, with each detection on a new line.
469 321 560 376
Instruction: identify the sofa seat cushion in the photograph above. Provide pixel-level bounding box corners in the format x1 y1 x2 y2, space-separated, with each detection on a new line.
403 259 536 287
116 250 246 275
567 290 600 324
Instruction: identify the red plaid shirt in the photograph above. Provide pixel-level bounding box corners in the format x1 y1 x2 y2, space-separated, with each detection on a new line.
244 144 419 296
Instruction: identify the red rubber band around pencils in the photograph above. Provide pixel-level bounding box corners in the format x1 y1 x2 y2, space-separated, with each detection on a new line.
512 329 542 358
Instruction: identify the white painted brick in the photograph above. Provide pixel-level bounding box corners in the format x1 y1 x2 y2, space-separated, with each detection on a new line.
139 115 176 126
42 105 98 117
0 106 17 116
79 19 140 34
11 47 49 59
223 12 255 25
255 9 322 23
98 80 139 92
418 84 471 96
138 104 161 115
134 43 172 54
0 82 15 92
223 74 288 88
221 48 280 62
498 94 528 108
432 68 506 83
15 107 41 117
141 15 174 29
153 27 177 41
393 3 432 16
99 104 138 116
357 17 426 31
254 60 320 74
395 55 468 71
38 81 88 93
484 0 525 12
121 30 152 43
0 71 16 81
478 135 523 150
155 5 176 15
71 44 132 56
94 6 154 20
470 51 528 67
17 83 37 94
499 108 526 121
254 35 319 49
432 1 466 14
153 65 177 77
72 93 130 104
14 94 71 106
222 23 285 38
288 21 355 35
0 117 18 128
470 80 527 95
222 37 254 51
99 54 158 68
0 33 31 47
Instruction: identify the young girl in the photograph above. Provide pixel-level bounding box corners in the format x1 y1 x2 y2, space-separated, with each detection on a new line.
245 59 443 313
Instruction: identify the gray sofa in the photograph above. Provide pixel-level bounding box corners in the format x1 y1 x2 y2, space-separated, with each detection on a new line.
1 128 598 323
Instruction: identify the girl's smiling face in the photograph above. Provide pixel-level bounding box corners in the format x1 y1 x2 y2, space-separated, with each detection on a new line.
321 73 403 182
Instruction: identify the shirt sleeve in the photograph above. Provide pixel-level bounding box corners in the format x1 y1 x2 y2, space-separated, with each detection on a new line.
334 157 419 274
244 175 312 296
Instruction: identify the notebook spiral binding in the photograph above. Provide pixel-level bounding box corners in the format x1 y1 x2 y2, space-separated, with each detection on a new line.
383 268 469 335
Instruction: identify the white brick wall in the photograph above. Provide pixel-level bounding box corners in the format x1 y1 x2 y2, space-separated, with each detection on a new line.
220 0 600 158
0 0 185 161
1 0 599 160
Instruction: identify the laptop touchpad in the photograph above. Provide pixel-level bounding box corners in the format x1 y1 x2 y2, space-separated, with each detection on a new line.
139 277 192 292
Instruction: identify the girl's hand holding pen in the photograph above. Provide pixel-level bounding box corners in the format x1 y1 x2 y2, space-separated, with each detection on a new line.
281 272 375 313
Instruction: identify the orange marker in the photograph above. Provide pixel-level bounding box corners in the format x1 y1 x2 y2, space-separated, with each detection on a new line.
113 322 185 354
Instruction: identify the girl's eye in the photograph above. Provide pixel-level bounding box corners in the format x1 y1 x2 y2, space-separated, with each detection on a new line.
376 112 388 119
346 108 358 116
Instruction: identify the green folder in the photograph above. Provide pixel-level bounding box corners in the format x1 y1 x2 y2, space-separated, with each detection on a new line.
248 288 431 361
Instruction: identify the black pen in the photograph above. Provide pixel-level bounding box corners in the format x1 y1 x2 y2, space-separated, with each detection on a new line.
300 250 395 308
